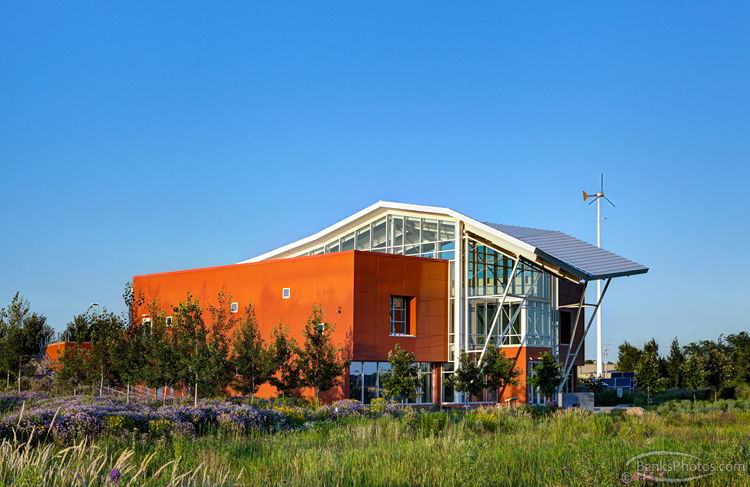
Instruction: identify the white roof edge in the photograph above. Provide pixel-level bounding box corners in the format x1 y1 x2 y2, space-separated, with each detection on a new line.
238 201 537 263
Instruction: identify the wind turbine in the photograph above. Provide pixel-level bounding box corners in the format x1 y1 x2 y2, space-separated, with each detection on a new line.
583 173 615 377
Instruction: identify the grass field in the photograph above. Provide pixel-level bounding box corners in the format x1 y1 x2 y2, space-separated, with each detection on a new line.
1 394 749 486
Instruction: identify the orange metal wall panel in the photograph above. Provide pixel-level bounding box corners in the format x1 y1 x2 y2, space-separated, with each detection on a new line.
351 252 449 363
497 346 529 404
133 251 449 402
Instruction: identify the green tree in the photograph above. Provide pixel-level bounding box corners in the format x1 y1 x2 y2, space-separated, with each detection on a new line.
444 351 485 408
88 309 124 395
665 337 684 388
170 293 207 404
481 345 522 394
56 343 95 394
725 332 750 386
63 313 92 342
528 351 564 403
269 322 301 396
231 301 274 402
680 355 705 403
642 338 659 356
616 341 642 373
379 343 421 403
110 282 147 402
701 342 733 401
296 304 350 402
202 290 239 397
635 351 663 404
144 298 181 403
0 293 53 390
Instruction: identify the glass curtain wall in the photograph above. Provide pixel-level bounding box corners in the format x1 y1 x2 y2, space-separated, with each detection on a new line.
298 215 456 261
467 241 550 298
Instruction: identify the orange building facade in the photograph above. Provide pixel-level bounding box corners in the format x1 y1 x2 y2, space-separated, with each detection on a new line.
133 251 450 404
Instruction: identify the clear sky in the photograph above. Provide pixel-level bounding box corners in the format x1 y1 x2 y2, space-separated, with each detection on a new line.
1 2 748 359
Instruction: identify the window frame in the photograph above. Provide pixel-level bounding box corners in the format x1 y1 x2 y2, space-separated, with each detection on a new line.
390 296 411 336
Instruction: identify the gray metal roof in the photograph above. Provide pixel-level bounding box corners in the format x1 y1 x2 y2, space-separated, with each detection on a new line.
483 223 648 281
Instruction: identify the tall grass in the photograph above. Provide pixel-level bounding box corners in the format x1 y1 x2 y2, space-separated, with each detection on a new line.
2 405 749 486
0 437 244 486
91 406 749 486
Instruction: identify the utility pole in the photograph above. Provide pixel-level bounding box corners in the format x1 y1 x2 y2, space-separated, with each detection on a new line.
604 339 609 375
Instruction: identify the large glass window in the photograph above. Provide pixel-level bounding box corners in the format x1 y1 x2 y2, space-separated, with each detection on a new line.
526 300 551 346
404 217 421 245
305 214 457 261
442 363 455 403
372 217 387 248
363 362 378 404
389 215 403 247
467 301 522 350
422 218 437 242
502 303 522 345
349 361 362 400
350 361 435 404
356 227 371 250
341 232 355 251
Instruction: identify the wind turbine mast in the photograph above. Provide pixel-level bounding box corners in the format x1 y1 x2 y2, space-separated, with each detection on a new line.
583 173 615 377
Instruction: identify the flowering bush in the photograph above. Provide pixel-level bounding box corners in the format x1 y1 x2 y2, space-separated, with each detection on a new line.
0 391 407 445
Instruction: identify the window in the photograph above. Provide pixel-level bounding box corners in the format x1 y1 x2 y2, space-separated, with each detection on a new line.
306 214 457 261
165 316 172 326
282 288 290 299
350 361 435 404
390 296 410 335
526 301 551 346
231 302 238 313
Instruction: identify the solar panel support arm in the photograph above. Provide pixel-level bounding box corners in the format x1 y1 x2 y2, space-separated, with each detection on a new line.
557 278 611 395
560 281 588 379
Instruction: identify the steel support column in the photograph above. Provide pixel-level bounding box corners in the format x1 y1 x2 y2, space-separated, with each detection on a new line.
558 278 611 394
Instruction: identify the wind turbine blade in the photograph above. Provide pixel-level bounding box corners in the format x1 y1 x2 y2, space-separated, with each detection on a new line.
588 198 597 206
601 173 604 193
602 195 616 207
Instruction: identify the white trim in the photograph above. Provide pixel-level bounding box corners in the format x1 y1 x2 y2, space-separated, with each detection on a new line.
282 287 290 299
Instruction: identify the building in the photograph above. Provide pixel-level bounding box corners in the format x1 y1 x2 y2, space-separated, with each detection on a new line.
129 201 647 405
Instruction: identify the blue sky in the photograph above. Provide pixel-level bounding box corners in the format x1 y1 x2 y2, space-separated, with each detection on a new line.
1 2 748 359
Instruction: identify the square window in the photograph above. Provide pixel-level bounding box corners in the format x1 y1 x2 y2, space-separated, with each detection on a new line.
282 288 291 299
231 302 238 313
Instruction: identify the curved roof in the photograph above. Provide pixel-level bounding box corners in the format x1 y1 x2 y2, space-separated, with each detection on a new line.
241 201 648 282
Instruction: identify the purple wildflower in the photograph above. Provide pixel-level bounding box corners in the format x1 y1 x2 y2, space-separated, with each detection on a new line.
109 468 122 485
